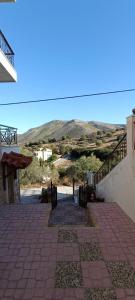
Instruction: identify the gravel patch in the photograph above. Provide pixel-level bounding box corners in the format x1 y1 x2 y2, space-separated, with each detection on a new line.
58 229 78 243
55 262 82 288
107 261 135 288
85 288 116 300
80 242 103 261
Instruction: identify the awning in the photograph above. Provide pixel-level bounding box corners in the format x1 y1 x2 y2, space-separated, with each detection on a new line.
1 151 32 169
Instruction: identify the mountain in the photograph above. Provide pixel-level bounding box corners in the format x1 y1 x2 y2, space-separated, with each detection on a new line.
18 119 125 144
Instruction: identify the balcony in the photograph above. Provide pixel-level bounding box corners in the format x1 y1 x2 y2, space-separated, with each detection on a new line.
0 31 17 82
0 124 17 145
0 124 19 157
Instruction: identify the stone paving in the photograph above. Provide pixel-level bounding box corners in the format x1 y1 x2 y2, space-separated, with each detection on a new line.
0 202 135 299
48 198 91 226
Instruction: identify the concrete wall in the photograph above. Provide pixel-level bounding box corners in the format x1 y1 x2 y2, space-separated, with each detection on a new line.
96 114 135 222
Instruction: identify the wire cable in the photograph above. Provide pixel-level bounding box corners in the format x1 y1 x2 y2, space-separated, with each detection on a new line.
0 88 135 106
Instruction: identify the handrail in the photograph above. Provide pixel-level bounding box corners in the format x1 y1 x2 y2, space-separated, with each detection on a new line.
0 30 14 66
94 133 127 184
0 124 17 145
0 124 17 130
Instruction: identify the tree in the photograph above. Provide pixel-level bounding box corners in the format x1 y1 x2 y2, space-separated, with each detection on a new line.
97 130 103 137
67 165 80 182
90 132 97 143
59 144 66 155
96 140 102 147
58 168 67 178
47 154 57 163
80 134 87 141
19 148 50 185
86 155 102 172
67 155 102 182
48 138 56 143
61 135 66 140
106 132 113 137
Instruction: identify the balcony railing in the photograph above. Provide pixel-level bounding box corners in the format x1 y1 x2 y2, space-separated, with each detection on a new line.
0 30 14 66
94 133 127 185
0 124 17 145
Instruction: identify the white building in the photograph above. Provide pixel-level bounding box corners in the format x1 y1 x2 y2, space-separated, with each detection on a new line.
35 148 52 161
0 0 18 204
0 1 32 204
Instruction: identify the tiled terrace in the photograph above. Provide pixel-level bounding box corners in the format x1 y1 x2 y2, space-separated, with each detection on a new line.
0 202 135 299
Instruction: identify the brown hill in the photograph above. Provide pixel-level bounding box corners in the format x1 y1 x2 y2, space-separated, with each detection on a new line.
18 119 125 144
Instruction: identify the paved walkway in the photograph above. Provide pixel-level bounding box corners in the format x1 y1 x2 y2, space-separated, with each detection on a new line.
0 202 135 299
48 198 91 226
20 189 41 204
20 186 74 204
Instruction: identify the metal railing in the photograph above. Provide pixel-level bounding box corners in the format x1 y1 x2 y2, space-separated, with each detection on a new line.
40 182 57 210
0 31 14 66
0 124 17 145
94 133 127 184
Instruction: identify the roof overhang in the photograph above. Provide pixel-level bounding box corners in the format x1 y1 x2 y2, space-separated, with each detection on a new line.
1 151 32 169
0 0 16 2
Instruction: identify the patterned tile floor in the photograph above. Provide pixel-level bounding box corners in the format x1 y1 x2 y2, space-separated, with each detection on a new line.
0 202 135 299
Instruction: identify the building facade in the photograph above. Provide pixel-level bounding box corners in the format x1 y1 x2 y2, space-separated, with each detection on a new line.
0 0 32 204
35 148 52 161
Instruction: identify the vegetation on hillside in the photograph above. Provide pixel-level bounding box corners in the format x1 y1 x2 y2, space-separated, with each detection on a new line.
19 147 102 186
18 119 125 145
66 155 102 182
19 126 126 187
19 148 59 186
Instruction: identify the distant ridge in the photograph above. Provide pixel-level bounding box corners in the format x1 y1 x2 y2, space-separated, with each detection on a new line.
18 120 125 144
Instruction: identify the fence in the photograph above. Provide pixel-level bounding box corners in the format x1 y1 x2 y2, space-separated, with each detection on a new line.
94 133 127 185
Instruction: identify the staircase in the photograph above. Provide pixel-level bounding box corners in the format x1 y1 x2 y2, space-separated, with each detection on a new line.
92 112 135 223
94 133 127 184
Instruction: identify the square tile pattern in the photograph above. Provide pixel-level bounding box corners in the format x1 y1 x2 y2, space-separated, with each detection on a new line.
85 288 117 300
107 261 135 288
1 203 135 299
58 229 78 243
79 242 103 261
55 262 83 288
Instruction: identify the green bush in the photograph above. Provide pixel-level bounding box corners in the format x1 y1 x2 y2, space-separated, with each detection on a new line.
58 168 67 178
19 147 52 185
96 140 102 146
47 154 57 163
67 155 102 182
70 147 112 161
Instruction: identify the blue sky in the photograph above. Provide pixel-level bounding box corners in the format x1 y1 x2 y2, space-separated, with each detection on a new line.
0 0 135 133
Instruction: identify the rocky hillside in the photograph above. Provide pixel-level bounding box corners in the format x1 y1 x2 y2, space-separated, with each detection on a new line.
18 119 125 144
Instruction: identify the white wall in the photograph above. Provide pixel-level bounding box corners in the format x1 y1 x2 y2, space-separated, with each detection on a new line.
35 149 52 161
96 114 135 222
97 156 135 222
0 49 17 82
0 146 19 161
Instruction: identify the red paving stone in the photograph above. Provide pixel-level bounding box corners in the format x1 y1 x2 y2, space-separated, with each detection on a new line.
81 261 112 288
0 203 135 299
